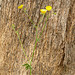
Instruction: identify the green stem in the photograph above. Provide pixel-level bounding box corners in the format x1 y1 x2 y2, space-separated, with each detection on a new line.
17 32 31 62
38 15 49 40
24 11 37 28
37 14 45 25
17 32 28 58
29 14 46 65
30 68 32 75
12 28 30 62
30 27 38 65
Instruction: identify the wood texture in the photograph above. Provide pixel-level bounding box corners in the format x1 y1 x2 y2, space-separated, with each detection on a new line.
0 0 75 75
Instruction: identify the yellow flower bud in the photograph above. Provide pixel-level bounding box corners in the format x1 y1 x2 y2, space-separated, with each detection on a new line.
18 5 23 9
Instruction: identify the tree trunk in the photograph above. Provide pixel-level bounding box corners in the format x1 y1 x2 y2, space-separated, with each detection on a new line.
0 0 75 75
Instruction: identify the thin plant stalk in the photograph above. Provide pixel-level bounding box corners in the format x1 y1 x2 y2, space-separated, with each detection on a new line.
30 27 38 65
12 26 30 62
30 67 32 75
16 31 30 62
16 31 27 57
30 14 49 65
37 14 45 25
24 10 37 28
38 15 49 40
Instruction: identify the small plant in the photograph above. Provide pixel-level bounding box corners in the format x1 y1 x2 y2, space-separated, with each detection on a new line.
11 4 56 75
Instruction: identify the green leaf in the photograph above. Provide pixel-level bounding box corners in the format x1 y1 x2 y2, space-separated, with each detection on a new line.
22 63 28 66
22 63 32 70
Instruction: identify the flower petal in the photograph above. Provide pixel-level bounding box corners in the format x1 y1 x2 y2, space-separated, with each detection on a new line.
40 9 47 14
46 6 52 11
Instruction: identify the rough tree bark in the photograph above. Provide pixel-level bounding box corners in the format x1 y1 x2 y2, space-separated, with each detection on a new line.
0 0 75 75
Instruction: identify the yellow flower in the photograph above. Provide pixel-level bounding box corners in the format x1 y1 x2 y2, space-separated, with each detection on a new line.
40 9 47 14
46 6 52 11
18 4 23 9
